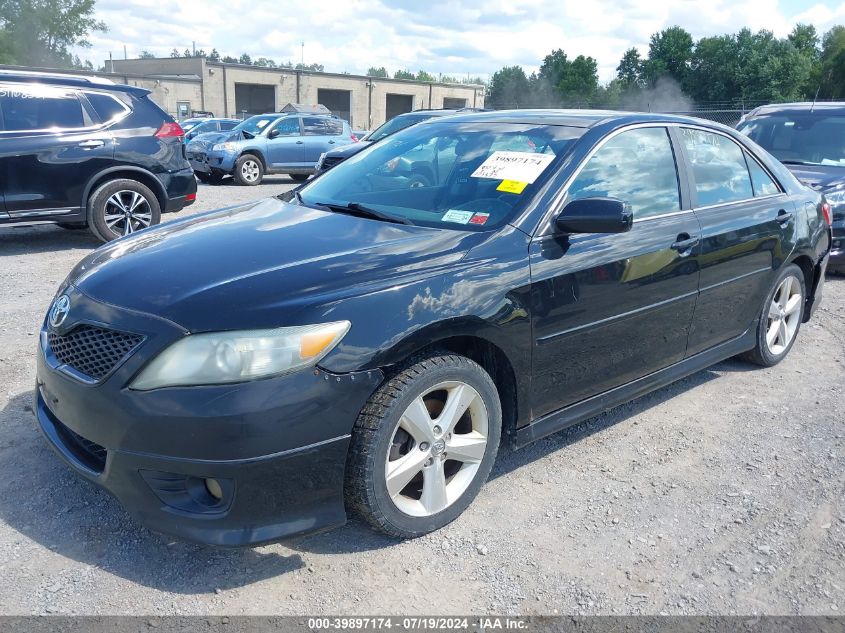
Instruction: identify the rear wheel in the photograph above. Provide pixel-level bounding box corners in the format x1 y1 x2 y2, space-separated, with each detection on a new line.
345 353 501 538
234 155 263 186
740 263 805 367
290 174 309 183
87 179 161 242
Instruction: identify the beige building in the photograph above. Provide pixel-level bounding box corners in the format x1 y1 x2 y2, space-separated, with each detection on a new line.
100 57 485 129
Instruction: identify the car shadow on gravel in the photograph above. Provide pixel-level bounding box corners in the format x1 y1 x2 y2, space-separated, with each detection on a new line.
0 224 101 255
0 392 305 593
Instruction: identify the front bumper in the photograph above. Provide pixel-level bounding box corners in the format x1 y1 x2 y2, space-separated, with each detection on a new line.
34 288 383 545
187 149 236 174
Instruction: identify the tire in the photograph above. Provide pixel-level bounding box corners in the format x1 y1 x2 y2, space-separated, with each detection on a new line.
290 174 309 183
196 172 223 185
407 173 432 188
56 223 87 230
739 263 806 367
87 179 161 243
234 155 263 186
345 353 502 538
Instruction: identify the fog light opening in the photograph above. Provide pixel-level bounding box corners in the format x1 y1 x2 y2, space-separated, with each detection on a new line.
205 478 224 501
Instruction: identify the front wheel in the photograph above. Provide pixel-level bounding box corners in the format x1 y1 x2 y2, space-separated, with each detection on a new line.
87 179 161 242
345 353 501 538
234 155 263 186
739 263 806 367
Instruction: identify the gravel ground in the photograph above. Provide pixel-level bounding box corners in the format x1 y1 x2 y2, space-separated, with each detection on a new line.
0 178 843 615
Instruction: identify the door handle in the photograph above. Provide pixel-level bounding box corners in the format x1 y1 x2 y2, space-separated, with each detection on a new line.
78 139 105 149
295 140 304 144
777 209 793 225
671 234 700 255
328 140 336 144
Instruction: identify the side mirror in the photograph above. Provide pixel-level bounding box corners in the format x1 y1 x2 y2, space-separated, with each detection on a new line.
268 128 280 140
555 197 633 234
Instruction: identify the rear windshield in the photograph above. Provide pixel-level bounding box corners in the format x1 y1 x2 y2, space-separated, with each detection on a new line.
299 120 584 231
738 114 845 167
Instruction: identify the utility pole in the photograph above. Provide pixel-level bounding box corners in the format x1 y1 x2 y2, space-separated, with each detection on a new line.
192 41 196 56
123 45 127 60
301 41 304 66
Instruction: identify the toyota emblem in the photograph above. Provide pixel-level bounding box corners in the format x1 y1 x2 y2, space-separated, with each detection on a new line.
49 294 71 328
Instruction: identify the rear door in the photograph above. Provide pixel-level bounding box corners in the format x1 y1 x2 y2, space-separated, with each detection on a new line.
301 116 345 166
529 125 701 418
677 126 796 355
265 116 303 168
0 82 114 221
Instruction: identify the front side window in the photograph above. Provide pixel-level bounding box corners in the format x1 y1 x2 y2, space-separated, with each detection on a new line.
269 117 300 136
299 121 583 230
567 127 680 219
738 114 845 167
745 153 780 197
0 84 87 131
681 128 753 207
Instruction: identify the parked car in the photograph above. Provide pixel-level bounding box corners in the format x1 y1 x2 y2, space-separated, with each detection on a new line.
0 70 196 242
187 113 355 185
315 108 480 174
35 110 830 546
183 117 239 142
738 103 843 273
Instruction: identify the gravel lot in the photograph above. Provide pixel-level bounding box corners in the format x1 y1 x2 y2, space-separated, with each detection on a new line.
0 178 843 615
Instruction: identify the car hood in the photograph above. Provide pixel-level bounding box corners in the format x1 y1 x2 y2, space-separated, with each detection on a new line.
186 131 230 152
68 198 482 332
325 141 370 160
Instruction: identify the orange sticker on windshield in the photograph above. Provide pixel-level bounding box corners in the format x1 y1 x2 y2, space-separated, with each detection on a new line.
497 180 528 194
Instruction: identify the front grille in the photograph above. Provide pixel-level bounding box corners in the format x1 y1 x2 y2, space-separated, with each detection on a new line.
52 417 108 473
48 325 143 381
321 156 344 170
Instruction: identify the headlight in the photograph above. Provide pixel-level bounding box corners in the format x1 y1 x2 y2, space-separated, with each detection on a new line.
212 142 237 152
130 321 350 390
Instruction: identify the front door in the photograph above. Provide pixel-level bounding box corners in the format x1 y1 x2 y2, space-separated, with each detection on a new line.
265 116 303 168
677 127 796 356
529 126 701 418
0 83 113 220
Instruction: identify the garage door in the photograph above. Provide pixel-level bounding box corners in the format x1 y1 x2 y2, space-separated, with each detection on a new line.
234 84 276 117
317 89 352 125
386 94 414 121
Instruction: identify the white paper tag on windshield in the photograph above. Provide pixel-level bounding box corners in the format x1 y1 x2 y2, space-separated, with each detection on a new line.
442 209 474 224
471 151 555 183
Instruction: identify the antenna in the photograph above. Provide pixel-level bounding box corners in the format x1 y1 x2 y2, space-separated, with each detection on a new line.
811 84 820 113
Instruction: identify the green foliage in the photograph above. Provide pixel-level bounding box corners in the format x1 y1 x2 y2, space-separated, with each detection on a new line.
207 48 220 62
416 70 436 82
0 0 105 67
366 66 388 78
393 69 416 80
487 65 529 108
616 48 643 89
220 55 238 64
295 62 323 72
642 26 694 87
253 57 276 67
537 49 599 105
169 48 180 58
238 52 251 65
820 26 845 98
138 49 154 59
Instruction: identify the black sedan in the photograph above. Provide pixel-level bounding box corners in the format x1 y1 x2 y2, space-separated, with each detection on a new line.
35 110 831 545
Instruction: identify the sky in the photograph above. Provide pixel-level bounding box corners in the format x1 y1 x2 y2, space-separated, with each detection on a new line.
74 0 845 82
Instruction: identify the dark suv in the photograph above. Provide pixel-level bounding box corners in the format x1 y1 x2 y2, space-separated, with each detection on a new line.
738 102 844 273
0 70 197 242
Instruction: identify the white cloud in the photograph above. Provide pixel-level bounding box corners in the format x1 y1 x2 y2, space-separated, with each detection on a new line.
74 0 845 82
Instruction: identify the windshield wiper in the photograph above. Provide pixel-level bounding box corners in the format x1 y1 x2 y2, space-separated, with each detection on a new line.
311 201 413 225
779 160 814 166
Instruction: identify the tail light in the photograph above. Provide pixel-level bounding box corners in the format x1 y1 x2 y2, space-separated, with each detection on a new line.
155 122 185 140
822 202 832 226
350 133 359 142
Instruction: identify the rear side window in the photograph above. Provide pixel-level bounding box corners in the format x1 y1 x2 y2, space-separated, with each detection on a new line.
303 117 343 136
0 85 87 131
567 127 680 220
745 153 780 196
220 120 237 131
681 128 753 207
85 92 128 123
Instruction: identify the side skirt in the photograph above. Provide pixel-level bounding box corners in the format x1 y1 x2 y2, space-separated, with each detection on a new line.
513 325 758 449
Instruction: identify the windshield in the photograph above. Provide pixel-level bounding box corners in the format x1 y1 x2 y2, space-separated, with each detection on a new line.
299 120 584 230
232 115 280 137
365 114 434 142
739 114 845 167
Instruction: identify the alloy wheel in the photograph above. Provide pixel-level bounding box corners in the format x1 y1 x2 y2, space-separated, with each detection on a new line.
103 190 153 236
765 274 803 356
385 381 489 517
241 159 260 182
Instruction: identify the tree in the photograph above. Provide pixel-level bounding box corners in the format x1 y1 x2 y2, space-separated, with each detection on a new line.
238 52 252 65
416 70 436 82
253 57 276 67
182 48 191 57
221 55 238 63
487 65 529 108
788 24 819 59
642 26 694 88
139 49 155 59
537 49 599 105
170 48 180 58
0 0 106 67
439 74 458 83
616 48 643 88
208 48 220 62
295 62 323 71
394 69 415 80
819 26 845 98
195 48 206 58
366 66 388 77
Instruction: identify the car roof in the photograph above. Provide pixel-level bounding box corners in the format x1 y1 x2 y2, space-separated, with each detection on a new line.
420 108 739 131
745 102 845 118
0 69 149 95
